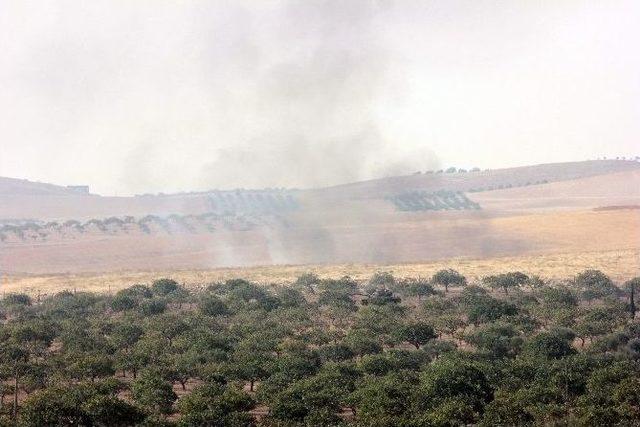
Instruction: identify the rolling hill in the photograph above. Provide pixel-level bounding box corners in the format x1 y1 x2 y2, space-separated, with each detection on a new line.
0 159 639 274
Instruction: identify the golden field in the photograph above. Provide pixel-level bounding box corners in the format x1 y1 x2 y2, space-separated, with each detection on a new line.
3 247 638 296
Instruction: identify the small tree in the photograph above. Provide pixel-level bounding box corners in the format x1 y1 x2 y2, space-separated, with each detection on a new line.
419 358 492 414
20 384 145 427
483 272 529 295
395 322 437 349
537 286 578 310
131 369 177 416
110 322 144 349
110 293 138 312
465 323 522 358
358 354 395 376
225 346 274 392
151 278 179 296
523 328 576 359
2 293 32 306
317 288 357 312
345 330 383 357
362 288 401 306
432 269 467 293
268 366 356 425
82 394 146 426
574 270 618 303
368 271 396 291
348 372 416 425
170 352 199 391
199 295 229 317
403 278 437 301
67 352 115 382
177 382 255 426
623 278 639 319
138 298 167 316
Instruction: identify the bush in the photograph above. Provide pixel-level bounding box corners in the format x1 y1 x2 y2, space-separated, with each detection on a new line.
151 278 179 296
524 328 576 359
110 293 138 312
138 298 167 316
199 295 229 317
131 369 177 415
2 293 32 306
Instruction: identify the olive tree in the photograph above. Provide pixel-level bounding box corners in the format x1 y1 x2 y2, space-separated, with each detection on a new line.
131 369 177 416
432 269 467 293
394 321 437 349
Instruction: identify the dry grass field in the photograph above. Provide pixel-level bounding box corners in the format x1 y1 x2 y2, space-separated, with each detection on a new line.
3 247 638 296
1 207 638 274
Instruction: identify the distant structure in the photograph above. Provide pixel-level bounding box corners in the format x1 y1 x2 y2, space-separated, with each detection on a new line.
66 185 90 195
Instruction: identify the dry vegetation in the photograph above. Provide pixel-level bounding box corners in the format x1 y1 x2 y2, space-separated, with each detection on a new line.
3 249 638 297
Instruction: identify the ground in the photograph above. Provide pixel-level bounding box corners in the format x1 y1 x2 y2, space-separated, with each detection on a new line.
3 247 638 296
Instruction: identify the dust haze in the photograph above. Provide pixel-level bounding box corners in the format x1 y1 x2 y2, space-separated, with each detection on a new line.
1 1 639 195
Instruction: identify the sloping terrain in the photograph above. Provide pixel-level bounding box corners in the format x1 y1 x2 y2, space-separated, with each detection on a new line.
0 160 639 274
473 169 640 213
1 160 638 221
312 159 640 201
0 176 87 196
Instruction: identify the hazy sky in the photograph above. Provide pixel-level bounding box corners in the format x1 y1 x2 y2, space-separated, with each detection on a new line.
1 1 639 195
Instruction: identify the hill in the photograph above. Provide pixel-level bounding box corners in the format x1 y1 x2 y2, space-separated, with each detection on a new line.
0 160 639 274
0 176 91 196
313 159 640 201
473 169 640 212
1 160 638 220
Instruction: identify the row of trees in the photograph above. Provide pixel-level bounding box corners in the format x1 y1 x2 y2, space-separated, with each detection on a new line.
418 167 482 175
387 191 481 212
0 270 638 425
467 179 550 193
0 213 268 242
207 191 299 216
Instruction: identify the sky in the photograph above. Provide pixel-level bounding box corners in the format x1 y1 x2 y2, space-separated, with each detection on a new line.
1 0 639 196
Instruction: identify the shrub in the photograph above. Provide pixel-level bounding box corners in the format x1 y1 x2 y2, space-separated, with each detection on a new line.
138 298 167 316
199 295 229 317
2 293 32 306
151 278 179 296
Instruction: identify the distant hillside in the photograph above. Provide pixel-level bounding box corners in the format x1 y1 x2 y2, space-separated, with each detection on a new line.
0 176 91 196
1 159 639 273
314 160 640 201
0 160 638 221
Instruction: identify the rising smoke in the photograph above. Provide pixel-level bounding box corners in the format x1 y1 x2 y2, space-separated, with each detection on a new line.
3 0 638 196
197 0 440 191
1 0 442 196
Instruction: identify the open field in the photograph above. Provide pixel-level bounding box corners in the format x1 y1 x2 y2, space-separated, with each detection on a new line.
1 160 639 276
1 207 638 274
3 247 638 296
